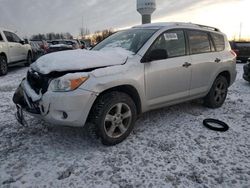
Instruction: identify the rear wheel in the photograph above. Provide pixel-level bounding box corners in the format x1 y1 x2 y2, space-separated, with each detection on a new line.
204 76 228 108
0 55 8 76
24 52 32 67
88 91 137 146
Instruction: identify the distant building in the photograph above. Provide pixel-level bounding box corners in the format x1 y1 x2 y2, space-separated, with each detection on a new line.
137 0 156 24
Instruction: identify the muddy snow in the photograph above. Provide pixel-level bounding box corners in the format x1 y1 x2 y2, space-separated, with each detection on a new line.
0 64 249 188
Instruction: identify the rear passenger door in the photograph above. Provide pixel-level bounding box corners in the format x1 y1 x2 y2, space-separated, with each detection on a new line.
187 30 222 96
3 31 23 62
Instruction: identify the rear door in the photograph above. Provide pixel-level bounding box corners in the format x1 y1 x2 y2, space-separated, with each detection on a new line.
145 29 192 108
187 30 222 96
3 31 23 62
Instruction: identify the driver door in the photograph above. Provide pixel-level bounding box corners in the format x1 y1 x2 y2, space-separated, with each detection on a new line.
11 32 26 61
144 30 192 108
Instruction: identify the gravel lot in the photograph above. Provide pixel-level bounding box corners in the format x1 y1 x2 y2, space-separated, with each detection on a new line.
0 64 250 188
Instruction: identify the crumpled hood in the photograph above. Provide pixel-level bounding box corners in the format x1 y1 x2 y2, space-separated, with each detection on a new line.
31 48 133 74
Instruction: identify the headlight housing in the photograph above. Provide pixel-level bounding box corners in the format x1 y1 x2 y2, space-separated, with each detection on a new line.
50 74 89 92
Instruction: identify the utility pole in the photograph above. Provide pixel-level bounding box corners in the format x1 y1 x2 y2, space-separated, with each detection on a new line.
239 22 242 41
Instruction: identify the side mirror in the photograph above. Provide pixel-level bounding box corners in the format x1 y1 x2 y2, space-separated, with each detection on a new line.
19 40 25 45
24 39 29 44
142 49 168 63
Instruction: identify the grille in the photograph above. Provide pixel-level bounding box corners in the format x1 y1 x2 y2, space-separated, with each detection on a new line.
27 70 49 94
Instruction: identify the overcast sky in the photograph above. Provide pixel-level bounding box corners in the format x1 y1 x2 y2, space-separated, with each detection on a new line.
0 0 248 39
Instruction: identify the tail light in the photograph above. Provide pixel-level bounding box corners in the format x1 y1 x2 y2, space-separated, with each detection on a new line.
230 50 237 57
232 49 239 56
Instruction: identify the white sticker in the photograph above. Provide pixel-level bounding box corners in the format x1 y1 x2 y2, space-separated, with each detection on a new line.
164 33 178 41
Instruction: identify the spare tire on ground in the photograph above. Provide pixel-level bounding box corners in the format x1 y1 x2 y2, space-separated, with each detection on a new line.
203 119 229 132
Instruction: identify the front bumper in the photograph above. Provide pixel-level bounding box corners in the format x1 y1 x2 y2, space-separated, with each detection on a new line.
13 79 97 127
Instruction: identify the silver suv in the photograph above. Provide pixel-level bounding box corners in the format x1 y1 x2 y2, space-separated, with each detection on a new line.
13 22 237 145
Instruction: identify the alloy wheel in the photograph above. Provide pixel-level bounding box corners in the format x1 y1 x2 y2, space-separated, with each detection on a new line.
214 81 227 103
0 57 7 74
104 103 132 138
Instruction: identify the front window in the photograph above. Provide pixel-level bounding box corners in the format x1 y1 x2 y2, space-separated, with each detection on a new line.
12 33 22 43
150 30 186 58
92 29 157 54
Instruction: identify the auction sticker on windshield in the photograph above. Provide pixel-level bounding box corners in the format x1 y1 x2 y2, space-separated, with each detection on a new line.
164 33 178 41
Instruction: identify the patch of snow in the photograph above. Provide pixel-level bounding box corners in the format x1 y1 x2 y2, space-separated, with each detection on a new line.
49 44 72 48
59 72 89 81
31 48 134 74
22 80 42 102
91 64 130 78
0 65 250 187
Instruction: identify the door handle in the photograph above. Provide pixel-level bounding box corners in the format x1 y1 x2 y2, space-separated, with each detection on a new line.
182 62 192 68
215 58 221 63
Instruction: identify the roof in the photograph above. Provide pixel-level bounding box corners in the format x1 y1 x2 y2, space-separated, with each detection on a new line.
132 22 221 32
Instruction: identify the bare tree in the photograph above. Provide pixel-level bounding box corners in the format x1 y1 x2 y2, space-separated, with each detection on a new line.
92 29 114 44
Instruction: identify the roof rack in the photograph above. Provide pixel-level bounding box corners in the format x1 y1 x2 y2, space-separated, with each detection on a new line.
193 24 220 32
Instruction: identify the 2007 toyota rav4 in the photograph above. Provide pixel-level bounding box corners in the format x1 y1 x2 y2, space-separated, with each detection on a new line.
13 22 237 145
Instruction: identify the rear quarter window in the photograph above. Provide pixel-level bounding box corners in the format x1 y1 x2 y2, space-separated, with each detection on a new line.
211 33 225 51
187 30 211 54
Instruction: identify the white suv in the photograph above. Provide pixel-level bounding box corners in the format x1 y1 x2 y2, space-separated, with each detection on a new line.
13 22 237 145
0 28 32 75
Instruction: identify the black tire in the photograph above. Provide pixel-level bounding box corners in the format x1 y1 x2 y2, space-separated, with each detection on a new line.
88 91 137 146
0 55 8 76
204 76 229 108
24 52 32 67
203 119 229 132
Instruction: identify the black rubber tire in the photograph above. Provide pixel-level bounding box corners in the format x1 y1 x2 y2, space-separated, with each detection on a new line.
88 91 137 146
203 119 229 132
0 55 8 76
24 52 32 67
204 76 229 108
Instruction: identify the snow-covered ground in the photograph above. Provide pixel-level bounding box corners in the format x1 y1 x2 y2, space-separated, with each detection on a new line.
0 64 249 188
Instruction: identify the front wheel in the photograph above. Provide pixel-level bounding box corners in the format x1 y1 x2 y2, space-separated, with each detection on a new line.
88 91 137 146
0 56 8 76
204 76 229 108
24 52 32 67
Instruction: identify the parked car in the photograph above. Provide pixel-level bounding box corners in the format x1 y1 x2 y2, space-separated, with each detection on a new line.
13 22 237 145
243 58 250 82
230 41 250 63
79 39 92 49
30 41 45 61
0 28 32 75
47 40 80 53
30 40 49 54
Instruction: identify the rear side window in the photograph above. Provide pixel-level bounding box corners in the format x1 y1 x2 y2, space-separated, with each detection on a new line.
3 31 15 42
150 30 186 58
211 33 225 51
0 33 3 41
187 30 211 54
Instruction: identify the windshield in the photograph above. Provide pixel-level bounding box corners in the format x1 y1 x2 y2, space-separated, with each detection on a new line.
92 29 157 53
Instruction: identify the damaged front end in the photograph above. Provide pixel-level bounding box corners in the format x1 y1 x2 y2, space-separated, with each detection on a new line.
13 70 50 125
12 67 99 127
